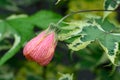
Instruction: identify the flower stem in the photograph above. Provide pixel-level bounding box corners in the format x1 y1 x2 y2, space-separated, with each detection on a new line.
57 9 115 25
42 66 47 79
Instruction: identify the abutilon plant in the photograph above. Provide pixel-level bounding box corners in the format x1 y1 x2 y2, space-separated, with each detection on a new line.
23 24 58 66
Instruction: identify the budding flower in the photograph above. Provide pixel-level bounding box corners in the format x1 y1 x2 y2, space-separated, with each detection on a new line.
23 25 57 66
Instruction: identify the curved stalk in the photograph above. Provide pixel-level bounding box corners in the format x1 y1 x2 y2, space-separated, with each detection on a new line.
57 9 115 25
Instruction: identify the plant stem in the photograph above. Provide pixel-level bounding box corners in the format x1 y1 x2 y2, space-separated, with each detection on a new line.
42 66 47 80
57 9 115 25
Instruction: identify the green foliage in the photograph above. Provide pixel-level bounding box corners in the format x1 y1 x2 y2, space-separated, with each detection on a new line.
59 17 120 66
29 11 61 29
0 17 34 66
0 10 61 66
0 0 39 12
58 73 73 80
104 0 120 18
1 0 120 80
0 65 14 80
81 24 120 65
57 0 120 67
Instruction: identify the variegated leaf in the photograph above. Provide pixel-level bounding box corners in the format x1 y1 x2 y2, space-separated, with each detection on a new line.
58 21 90 41
58 73 73 80
104 0 120 18
68 37 91 51
80 25 120 65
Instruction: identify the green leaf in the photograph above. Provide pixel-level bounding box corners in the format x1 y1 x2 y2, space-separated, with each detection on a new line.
0 21 5 41
95 18 116 32
58 15 120 65
0 17 34 66
0 34 21 66
80 25 120 65
68 37 91 51
29 10 62 29
104 0 120 18
58 20 90 41
63 17 120 65
0 10 62 66
7 18 34 43
58 73 73 80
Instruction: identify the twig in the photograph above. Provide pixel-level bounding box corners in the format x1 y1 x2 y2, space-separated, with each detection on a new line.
57 9 115 25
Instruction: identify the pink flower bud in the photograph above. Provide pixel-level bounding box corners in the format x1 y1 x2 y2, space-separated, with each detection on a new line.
23 30 57 66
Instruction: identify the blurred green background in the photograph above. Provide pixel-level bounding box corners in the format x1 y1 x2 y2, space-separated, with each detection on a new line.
0 0 120 80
